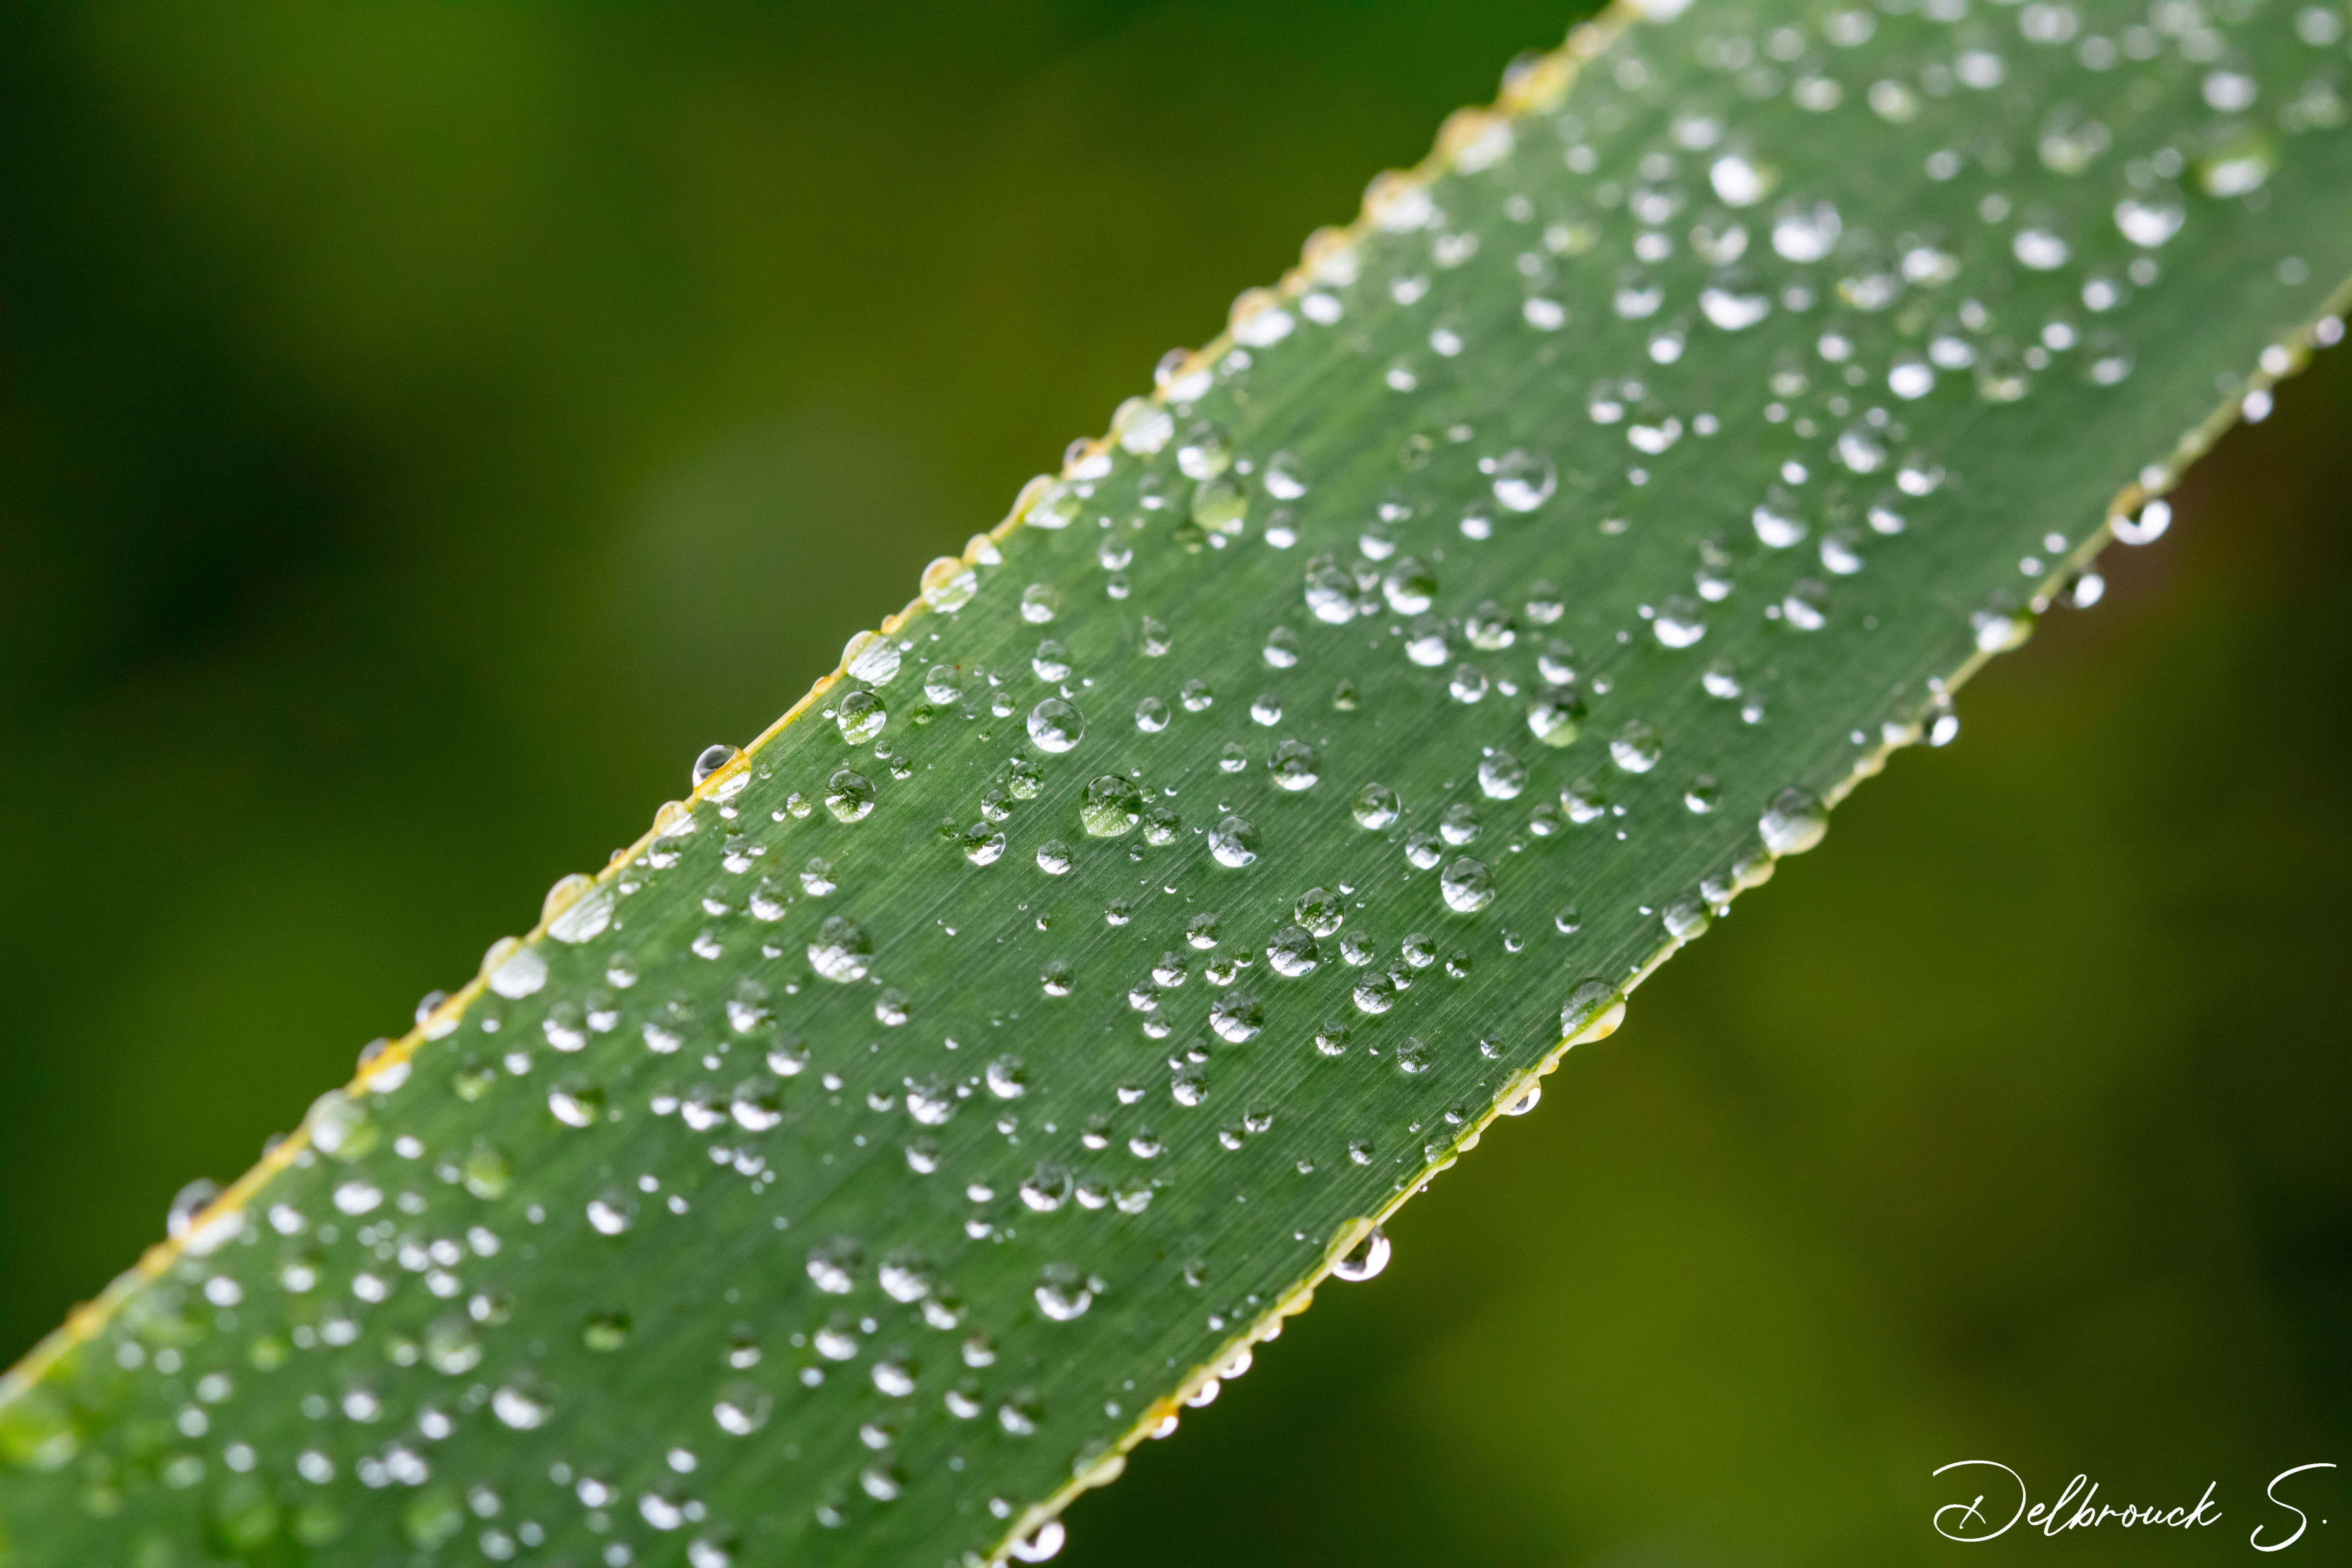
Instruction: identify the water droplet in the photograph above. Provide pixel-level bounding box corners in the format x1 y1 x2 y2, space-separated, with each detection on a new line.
1264 451 1310 499
1332 1225 1391 1282
424 1315 483 1376
1020 584 1060 623
1561 979 1623 1038
2012 227 2069 271
1782 580 1830 630
1381 557 1437 614
1527 688 1585 747
1134 696 1170 732
834 690 888 747
987 1057 1029 1098
2198 127 2275 196
1490 449 1557 511
691 744 741 788
1753 497 1808 548
1010 1519 1068 1562
1609 722 1662 773
1440 857 1494 913
1266 927 1320 977
308 1092 377 1162
921 557 978 612
1020 1165 1074 1212
1653 596 1707 648
548 1078 605 1128
1973 606 2033 652
1351 781 1401 830
713 1382 772 1435
1771 199 1842 261
1192 478 1249 540
1477 752 1527 799
1027 698 1086 753
824 769 876 823
1700 285 1771 330
1209 815 1261 867
586 1193 636 1235
1176 421 1232 480
2113 499 2170 546
1079 775 1143 838
809 916 873 982
1758 788 1829 855
1267 739 1321 792
582 1311 631 1353
1663 896 1711 940
1209 991 1263 1043
2114 197 2184 248
1709 152 1771 207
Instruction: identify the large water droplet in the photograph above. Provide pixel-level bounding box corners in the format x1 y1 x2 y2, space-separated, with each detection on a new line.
1010 1520 1068 1562
920 557 978 612
1028 699 1086 753
1477 752 1527 799
1266 926 1319 977
1382 557 1437 614
1209 815 1261 868
835 690 887 747
691 744 741 787
825 769 876 822
1490 449 1557 512
1609 722 1662 773
1758 788 1829 855
1332 1225 1391 1282
1209 991 1263 1043
1440 857 1494 913
1081 775 1143 837
808 917 873 982
1267 739 1321 792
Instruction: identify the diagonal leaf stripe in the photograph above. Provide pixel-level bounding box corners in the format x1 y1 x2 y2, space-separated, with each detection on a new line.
5 1 2350 1563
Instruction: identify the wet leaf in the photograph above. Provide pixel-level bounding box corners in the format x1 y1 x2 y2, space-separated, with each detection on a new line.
5 1 2350 1563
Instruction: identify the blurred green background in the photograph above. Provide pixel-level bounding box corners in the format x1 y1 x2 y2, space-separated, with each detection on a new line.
1 3 2345 1562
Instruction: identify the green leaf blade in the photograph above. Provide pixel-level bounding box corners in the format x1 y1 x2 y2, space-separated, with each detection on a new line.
6 1 2350 1564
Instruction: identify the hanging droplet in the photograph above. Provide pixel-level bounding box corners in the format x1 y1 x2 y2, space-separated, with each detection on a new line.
1332 1224 1392 1282
1758 788 1829 855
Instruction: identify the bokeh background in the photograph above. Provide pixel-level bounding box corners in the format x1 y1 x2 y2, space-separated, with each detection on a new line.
2 3 2346 1562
